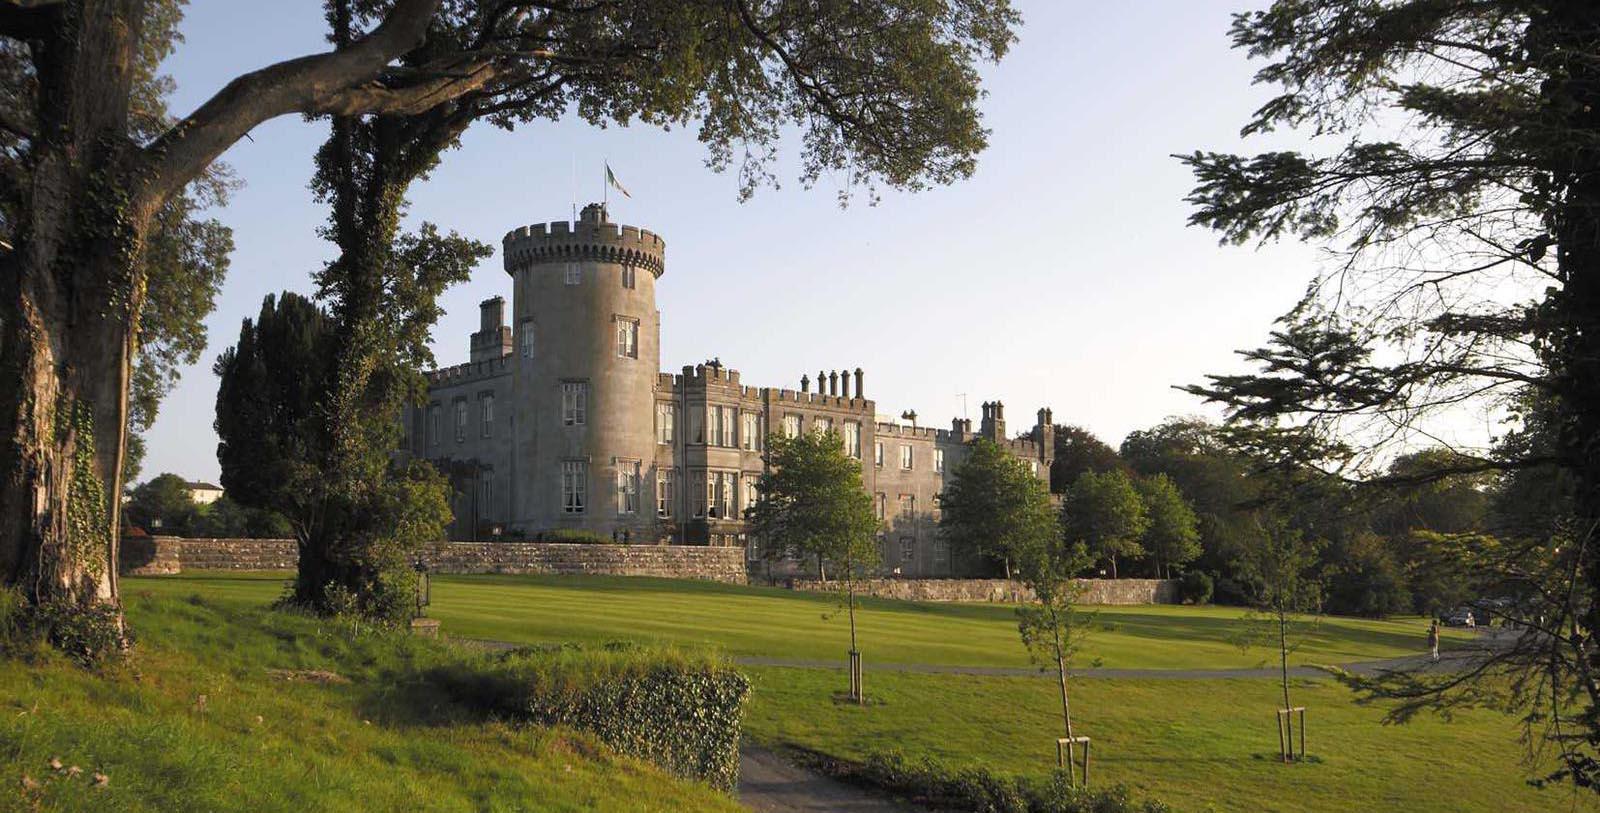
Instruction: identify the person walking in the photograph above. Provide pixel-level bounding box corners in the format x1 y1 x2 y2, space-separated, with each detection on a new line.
1427 620 1441 662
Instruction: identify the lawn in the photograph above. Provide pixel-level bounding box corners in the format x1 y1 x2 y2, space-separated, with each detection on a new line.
128 572 1469 671
742 667 1569 813
0 588 741 812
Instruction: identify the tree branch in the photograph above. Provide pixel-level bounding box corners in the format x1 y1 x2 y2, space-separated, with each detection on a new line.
136 0 443 213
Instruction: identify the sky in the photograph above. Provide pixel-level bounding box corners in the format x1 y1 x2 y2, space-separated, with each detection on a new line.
140 0 1327 484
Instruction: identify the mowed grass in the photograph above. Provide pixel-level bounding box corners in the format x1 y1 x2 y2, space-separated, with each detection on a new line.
742 667 1573 813
129 572 1469 670
0 589 741 812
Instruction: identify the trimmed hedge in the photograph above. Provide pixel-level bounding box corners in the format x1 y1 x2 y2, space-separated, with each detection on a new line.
432 643 750 791
802 748 1171 813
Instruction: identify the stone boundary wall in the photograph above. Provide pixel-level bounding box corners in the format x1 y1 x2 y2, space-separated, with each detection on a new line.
120 537 746 584
789 577 1179 605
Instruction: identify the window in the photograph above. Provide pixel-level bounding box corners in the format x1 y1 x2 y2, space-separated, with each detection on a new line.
719 406 736 448
901 444 914 470
815 417 833 435
935 448 945 473
899 494 915 521
616 459 641 515
621 266 636 289
783 414 801 438
874 442 884 468
562 381 588 426
688 404 705 444
705 471 735 519
843 422 861 459
519 320 535 358
657 469 676 518
478 475 493 511
615 317 639 359
656 403 675 444
427 403 441 447
933 539 950 567
742 413 761 451
742 474 759 516
1030 460 1039 476
453 399 468 443
900 537 916 563
875 493 887 520
561 460 587 513
692 470 707 518
480 393 494 437
564 262 581 285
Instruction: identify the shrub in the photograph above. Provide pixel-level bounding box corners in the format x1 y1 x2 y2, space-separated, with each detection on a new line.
431 644 750 790
811 749 1170 813
1178 571 1213 605
536 529 612 544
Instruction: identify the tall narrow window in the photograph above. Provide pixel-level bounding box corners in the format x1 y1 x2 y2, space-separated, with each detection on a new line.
478 475 493 513
875 493 887 520
874 442 884 468
901 444 914 470
692 470 707 518
783 413 801 438
843 422 861 459
519 320 535 358
899 494 915 521
616 459 640 515
656 403 675 444
719 406 735 448
742 474 759 516
815 416 833 435
742 413 760 451
480 393 495 437
657 469 676 518
689 405 705 445
564 262 581 285
934 448 945 473
615 317 639 359
718 472 735 519
453 399 467 443
562 381 588 426
427 403 441 447
900 538 916 563
621 266 636 289
561 460 587 513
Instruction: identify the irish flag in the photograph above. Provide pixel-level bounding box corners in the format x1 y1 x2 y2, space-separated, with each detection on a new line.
605 163 632 199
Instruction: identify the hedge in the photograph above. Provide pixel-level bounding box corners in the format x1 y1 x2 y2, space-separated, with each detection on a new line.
431 643 750 791
802 748 1171 813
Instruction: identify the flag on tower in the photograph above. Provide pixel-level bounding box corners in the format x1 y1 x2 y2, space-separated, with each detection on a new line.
605 163 632 199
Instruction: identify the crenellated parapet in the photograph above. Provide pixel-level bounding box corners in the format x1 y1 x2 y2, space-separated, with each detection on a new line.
426 354 511 387
502 203 665 277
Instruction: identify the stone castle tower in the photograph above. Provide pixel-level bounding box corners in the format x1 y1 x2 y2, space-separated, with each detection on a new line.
501 203 665 537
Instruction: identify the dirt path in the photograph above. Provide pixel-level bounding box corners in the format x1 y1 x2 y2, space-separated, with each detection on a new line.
738 746 923 813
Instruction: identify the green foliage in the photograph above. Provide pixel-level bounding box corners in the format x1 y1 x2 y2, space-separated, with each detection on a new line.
1234 520 1322 711
431 644 750 791
1060 470 1148 579
124 472 200 535
941 438 1060 575
1178 570 1214 605
811 748 1170 813
1135 474 1201 578
1048 425 1126 493
1121 419 1259 578
1322 532 1410 618
189 496 293 539
536 529 613 544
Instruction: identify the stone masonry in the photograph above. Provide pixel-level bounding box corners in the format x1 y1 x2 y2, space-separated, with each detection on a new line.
120 536 747 584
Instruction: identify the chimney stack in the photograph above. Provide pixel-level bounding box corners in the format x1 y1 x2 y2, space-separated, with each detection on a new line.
841 369 851 398
801 374 810 393
854 368 864 399
470 296 512 362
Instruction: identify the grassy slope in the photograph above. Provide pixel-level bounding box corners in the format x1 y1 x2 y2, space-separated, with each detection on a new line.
130 573 1470 670
742 667 1569 813
0 589 741 812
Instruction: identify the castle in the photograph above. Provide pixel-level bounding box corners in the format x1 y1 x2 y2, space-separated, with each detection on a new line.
399 204 1055 577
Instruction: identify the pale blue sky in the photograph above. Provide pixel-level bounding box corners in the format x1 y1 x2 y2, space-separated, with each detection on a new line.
141 0 1323 484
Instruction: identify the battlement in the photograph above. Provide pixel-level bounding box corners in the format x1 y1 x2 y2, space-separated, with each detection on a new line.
426 353 512 388
875 421 941 440
502 203 665 277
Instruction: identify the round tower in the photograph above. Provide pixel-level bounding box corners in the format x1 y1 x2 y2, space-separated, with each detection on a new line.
502 203 665 538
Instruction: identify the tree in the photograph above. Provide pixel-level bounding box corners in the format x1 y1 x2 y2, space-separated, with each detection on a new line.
1061 470 1148 579
1121 419 1260 582
1136 474 1201 579
1235 520 1322 762
1368 450 1492 539
1178 0 1600 783
123 473 198 536
940 438 1059 579
1012 514 1095 785
1049 425 1125 493
0 0 1019 644
1321 531 1410 619
748 431 880 700
189 496 292 540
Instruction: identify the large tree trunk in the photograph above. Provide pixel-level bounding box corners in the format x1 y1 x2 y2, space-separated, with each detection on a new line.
0 0 146 635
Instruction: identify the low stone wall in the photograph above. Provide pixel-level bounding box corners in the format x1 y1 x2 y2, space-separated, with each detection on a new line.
789 577 1179 605
120 537 747 584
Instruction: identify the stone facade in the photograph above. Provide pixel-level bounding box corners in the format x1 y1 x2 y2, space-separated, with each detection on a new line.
789 577 1180 605
401 203 1056 578
118 536 746 584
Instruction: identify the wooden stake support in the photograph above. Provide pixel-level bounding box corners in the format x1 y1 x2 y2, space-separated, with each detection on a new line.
1276 707 1306 762
848 649 863 704
1056 736 1091 786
